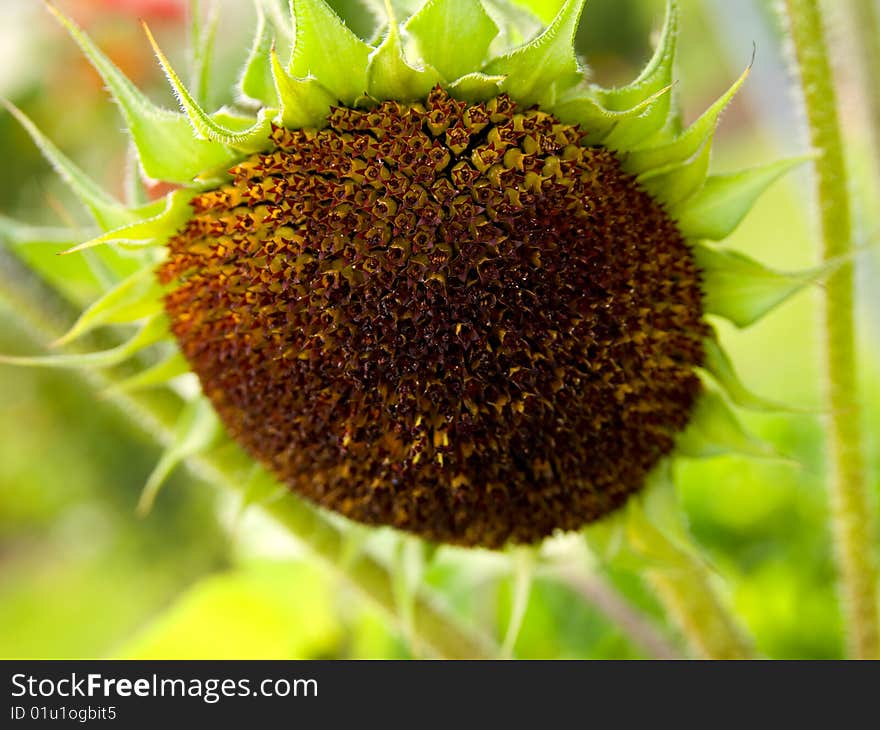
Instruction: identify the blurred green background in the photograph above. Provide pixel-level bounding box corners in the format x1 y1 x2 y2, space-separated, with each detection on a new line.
0 0 877 659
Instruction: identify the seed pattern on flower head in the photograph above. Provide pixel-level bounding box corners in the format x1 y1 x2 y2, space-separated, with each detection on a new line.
159 87 707 547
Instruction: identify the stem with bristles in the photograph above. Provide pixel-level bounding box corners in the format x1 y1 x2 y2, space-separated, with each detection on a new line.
781 0 880 659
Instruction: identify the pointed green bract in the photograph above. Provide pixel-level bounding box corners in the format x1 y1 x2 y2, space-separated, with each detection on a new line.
638 137 712 207
54 269 164 347
0 216 91 247
3 100 135 231
596 0 677 110
239 0 280 107
484 0 585 107
144 23 274 152
700 334 790 412
590 0 677 147
624 63 750 175
0 315 167 369
137 397 221 515
672 157 813 241
553 84 673 146
289 0 371 104
108 351 190 395
481 0 543 48
48 3 237 184
694 243 825 328
448 72 505 101
271 50 337 128
675 387 777 460
367 20 442 100
405 0 499 82
65 190 199 254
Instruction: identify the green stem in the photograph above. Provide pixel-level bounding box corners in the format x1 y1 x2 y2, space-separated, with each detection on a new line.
781 0 880 659
646 562 752 660
0 246 496 660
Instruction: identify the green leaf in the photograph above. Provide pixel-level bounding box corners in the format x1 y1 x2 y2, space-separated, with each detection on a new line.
137 396 222 515
65 189 198 254
367 18 442 100
271 50 337 128
289 0 371 105
484 0 586 107
623 62 751 175
694 243 828 328
2 100 134 231
700 334 791 412
54 268 165 347
238 0 281 107
144 23 274 152
671 157 813 241
405 0 499 82
48 3 238 183
0 315 167 369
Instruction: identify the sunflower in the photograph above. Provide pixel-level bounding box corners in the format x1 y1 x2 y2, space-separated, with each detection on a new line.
2 0 818 549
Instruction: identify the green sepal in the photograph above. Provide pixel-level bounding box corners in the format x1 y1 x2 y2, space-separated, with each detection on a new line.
623 62 750 175
0 216 91 248
239 464 287 511
405 0 499 82
64 189 198 254
137 396 222 515
671 156 814 241
47 3 238 184
694 243 829 328
584 461 691 572
675 385 778 460
2 100 135 232
483 0 586 107
637 136 711 207
595 0 677 110
105 350 190 395
448 73 505 102
53 268 165 347
0 314 167 369
144 23 274 152
271 50 337 128
699 333 792 412
367 20 442 101
238 0 281 107
481 0 543 49
590 0 677 146
552 84 673 146
289 0 371 105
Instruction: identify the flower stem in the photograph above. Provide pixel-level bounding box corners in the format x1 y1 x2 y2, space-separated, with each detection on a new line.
781 0 880 658
0 246 497 660
646 562 752 660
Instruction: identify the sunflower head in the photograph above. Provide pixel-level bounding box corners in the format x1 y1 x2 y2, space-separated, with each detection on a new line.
3 0 816 548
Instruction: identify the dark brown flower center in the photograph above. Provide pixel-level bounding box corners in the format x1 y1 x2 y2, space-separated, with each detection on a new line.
159 87 707 547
